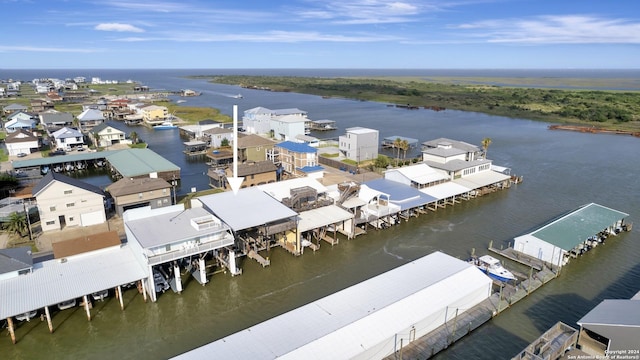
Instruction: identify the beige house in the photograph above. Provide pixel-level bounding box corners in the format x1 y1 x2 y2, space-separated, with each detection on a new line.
32 172 106 232
140 104 168 125
91 123 127 147
106 177 173 216
237 133 276 163
207 160 277 190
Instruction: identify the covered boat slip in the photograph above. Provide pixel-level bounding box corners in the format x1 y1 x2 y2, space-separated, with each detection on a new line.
297 205 355 249
0 245 147 343
451 170 513 195
513 203 630 268
363 178 437 225
420 181 476 210
172 251 493 360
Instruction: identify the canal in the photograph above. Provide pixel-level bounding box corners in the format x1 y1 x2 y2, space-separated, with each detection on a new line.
1 70 638 359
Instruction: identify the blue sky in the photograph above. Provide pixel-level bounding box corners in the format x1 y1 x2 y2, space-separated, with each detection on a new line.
1 0 639 69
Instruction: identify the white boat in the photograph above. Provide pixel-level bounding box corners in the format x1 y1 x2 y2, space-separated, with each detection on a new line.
16 310 38 322
58 299 77 310
232 94 243 99
176 99 187 103
154 121 178 130
153 270 170 293
470 255 517 282
91 290 109 301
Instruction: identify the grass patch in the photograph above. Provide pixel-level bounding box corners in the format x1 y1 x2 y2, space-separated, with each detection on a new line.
320 153 339 158
342 159 357 165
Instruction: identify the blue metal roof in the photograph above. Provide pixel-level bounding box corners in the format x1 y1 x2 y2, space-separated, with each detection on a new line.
276 141 317 153
364 178 437 210
297 165 324 173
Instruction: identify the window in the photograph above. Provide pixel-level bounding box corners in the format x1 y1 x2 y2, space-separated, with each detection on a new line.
46 220 55 225
64 190 72 195
49 206 56 212
68 217 74 222
66 202 75 208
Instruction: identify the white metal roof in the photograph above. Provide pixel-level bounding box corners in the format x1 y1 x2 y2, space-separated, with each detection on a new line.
420 181 472 200
197 187 298 231
0 245 147 319
257 177 328 202
173 251 492 360
297 205 354 233
385 163 449 185
124 206 230 249
453 170 511 189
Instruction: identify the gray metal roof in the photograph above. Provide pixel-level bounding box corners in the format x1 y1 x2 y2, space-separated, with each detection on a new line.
298 205 354 233
106 148 180 177
578 299 640 327
530 203 628 251
197 187 298 231
32 171 105 197
0 247 33 275
173 251 492 359
364 178 437 210
125 206 231 249
12 150 119 168
0 245 147 319
425 158 491 172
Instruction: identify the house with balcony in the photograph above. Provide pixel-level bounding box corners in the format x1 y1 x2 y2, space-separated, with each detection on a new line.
421 138 489 180
51 127 84 150
4 111 37 133
339 127 379 164
139 104 169 125
274 141 322 178
5 129 39 156
90 123 127 147
237 133 277 163
243 107 307 136
77 108 105 130
32 172 106 232
123 205 236 302
31 99 55 113
204 127 234 148
208 160 278 190
270 114 306 141
39 111 74 132
106 177 173 216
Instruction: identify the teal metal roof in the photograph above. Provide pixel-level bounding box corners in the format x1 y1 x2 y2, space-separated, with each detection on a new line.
531 203 629 250
106 148 180 177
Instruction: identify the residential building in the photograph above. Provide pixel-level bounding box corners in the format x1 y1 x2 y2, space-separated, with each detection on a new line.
243 107 307 136
270 114 306 141
77 108 105 130
51 127 84 150
4 129 39 156
421 138 490 180
90 123 126 147
106 177 173 216
274 141 321 177
237 133 276 163
31 99 55 113
204 127 234 148
39 111 74 131
338 127 379 163
2 103 28 116
139 104 168 125
32 172 107 232
0 247 33 281
208 160 277 190
4 112 37 133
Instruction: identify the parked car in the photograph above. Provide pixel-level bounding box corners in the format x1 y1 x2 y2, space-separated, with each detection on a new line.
17 152 27 157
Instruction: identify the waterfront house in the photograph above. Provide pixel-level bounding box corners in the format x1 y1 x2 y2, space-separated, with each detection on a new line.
270 114 306 141
339 126 379 163
512 203 629 268
139 104 169 125
2 103 28 115
123 204 236 302
51 126 84 150
39 111 74 131
243 107 307 136
204 127 233 148
207 160 277 190
383 163 449 189
382 135 419 150
421 138 491 180
0 247 33 281
237 133 277 163
77 108 105 130
106 177 173 216
4 129 39 156
90 123 127 147
273 141 320 177
32 172 107 232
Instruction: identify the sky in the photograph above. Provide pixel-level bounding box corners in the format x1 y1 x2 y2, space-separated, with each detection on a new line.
1 0 639 69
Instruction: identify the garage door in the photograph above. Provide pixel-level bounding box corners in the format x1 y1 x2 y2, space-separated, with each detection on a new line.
80 211 105 226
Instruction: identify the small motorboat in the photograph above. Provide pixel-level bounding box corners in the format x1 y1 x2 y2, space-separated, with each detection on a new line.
154 121 177 130
91 290 109 301
470 255 517 282
16 310 38 322
58 299 77 310
153 270 170 293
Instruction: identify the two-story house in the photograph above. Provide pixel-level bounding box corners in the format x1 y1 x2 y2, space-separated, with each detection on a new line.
106 177 173 216
51 127 84 150
90 123 127 147
237 134 276 163
139 104 168 125
339 127 379 163
4 111 37 133
39 111 74 132
77 108 105 130
270 114 306 141
32 172 106 232
243 107 307 136
275 141 322 177
5 129 39 156
421 138 489 180
208 160 278 190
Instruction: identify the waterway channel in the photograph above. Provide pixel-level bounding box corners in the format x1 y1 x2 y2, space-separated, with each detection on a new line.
2 70 639 359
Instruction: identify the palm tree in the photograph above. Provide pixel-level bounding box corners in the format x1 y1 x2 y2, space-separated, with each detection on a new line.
400 140 409 164
393 137 402 166
93 132 101 148
3 211 27 237
481 137 492 159
130 131 139 144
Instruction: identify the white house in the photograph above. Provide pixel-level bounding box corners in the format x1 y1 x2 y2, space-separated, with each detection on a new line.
383 163 449 189
338 126 379 163
270 114 306 141
91 123 127 147
52 127 84 150
421 138 492 180
4 129 39 156
243 107 307 136
4 113 36 133
204 127 234 148
32 172 107 232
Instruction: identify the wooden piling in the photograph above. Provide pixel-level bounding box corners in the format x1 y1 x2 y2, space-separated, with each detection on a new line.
7 317 16 344
83 295 91 321
44 306 53 333
117 286 124 310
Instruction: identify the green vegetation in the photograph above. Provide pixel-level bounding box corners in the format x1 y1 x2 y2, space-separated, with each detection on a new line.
207 75 640 132
320 153 339 158
155 101 231 124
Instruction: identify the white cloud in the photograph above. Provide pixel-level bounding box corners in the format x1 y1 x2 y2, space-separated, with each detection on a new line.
114 30 401 43
95 23 144 32
457 15 640 44
0 45 102 53
298 0 428 25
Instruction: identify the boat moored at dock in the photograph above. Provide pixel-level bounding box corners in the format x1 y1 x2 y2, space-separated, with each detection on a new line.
469 255 517 282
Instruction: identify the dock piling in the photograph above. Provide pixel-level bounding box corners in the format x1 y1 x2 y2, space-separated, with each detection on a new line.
7 317 16 344
45 306 53 333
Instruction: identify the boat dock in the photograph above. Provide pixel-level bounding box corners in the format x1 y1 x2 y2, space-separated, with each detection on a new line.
488 241 545 271
511 321 578 360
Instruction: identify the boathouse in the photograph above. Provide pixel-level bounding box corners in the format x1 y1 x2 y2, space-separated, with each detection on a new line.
576 298 640 355
172 251 493 360
106 148 181 182
123 205 236 302
195 187 298 263
512 203 629 268
364 178 437 224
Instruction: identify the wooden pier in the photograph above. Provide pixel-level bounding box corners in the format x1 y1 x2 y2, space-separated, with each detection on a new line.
488 241 545 271
247 250 270 267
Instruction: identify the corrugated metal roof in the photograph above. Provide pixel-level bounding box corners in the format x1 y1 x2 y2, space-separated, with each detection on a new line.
106 148 180 177
258 177 327 202
32 171 105 197
276 141 317 153
452 170 511 189
298 205 354 232
364 178 437 210
528 203 628 251
0 245 147 319
173 251 492 360
386 163 449 185
198 187 298 231
125 206 230 249
420 181 473 200
0 247 33 275
578 299 640 327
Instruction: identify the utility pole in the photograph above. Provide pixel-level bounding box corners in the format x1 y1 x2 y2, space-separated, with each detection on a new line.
23 200 33 242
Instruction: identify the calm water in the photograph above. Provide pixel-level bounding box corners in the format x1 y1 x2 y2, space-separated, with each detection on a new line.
1 70 639 359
